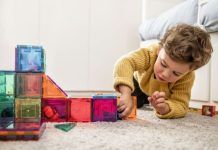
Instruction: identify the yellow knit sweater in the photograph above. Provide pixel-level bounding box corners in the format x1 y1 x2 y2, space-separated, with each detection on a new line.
113 44 195 119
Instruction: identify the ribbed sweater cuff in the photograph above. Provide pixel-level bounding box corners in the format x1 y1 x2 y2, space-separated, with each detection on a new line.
155 101 186 119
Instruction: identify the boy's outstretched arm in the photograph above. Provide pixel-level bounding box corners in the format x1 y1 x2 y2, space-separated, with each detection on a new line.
117 85 133 119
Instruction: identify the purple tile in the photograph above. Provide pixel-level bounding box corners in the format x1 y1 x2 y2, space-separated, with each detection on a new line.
92 99 117 122
42 98 68 122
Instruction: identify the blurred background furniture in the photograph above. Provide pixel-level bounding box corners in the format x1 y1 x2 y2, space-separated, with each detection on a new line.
139 0 218 110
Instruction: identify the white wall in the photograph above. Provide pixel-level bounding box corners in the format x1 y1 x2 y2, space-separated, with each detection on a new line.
0 0 142 91
0 0 40 70
210 33 218 102
142 0 184 21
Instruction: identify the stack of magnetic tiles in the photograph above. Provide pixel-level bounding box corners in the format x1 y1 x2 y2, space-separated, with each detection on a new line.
0 45 137 141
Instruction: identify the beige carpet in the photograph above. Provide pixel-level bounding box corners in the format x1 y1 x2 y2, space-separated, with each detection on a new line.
0 107 218 150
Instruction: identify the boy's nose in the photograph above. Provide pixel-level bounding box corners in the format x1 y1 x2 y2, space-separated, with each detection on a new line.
162 69 170 79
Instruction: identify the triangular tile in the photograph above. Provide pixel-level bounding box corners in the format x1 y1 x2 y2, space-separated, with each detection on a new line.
42 74 67 98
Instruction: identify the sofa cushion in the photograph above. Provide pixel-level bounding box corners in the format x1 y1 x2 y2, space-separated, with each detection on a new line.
199 0 218 33
139 0 198 41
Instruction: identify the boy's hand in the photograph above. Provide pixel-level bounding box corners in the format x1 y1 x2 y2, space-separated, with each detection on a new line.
148 91 170 115
117 85 133 119
117 94 133 119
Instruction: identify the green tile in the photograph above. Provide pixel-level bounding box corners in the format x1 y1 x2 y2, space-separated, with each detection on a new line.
0 97 15 118
15 98 41 120
0 72 15 96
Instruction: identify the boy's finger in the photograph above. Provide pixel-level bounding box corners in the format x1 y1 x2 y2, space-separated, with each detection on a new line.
117 105 126 112
155 102 167 111
155 92 165 99
152 91 160 99
117 101 124 107
148 98 155 106
155 97 165 105
120 108 130 118
148 97 152 102
148 97 157 106
159 92 165 97
153 91 159 95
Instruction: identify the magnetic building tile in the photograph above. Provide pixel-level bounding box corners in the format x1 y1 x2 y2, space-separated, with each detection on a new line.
117 96 137 119
54 123 76 132
16 73 42 98
42 74 67 98
15 45 45 72
68 98 92 122
202 105 216 117
92 94 117 99
0 121 46 141
0 71 15 96
0 96 15 118
92 98 117 122
15 98 41 122
42 98 68 122
0 117 14 129
128 96 137 119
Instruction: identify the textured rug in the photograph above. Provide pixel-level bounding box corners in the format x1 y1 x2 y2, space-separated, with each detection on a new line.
0 107 218 150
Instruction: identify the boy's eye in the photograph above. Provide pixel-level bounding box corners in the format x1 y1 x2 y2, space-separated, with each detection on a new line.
173 72 180 77
160 61 167 68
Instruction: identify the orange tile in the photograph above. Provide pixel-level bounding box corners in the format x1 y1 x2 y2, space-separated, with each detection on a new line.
42 74 67 98
117 96 137 119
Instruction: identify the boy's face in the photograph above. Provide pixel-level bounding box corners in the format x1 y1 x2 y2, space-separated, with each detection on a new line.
154 48 191 83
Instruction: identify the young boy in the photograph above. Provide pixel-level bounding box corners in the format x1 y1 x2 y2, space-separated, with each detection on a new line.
113 24 213 119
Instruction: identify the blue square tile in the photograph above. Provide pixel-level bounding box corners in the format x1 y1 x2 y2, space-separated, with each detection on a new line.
15 45 45 72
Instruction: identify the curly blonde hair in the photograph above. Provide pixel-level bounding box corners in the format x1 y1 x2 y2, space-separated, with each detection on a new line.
159 24 213 70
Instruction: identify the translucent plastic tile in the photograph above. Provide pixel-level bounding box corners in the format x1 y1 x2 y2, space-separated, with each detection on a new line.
92 94 117 99
68 98 92 122
0 117 14 129
117 96 137 119
42 98 68 122
0 96 15 118
16 73 42 98
128 96 137 119
0 71 15 96
15 98 41 122
202 104 216 117
0 120 46 141
15 45 45 72
15 122 42 130
42 74 67 98
0 96 14 103
92 98 117 122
